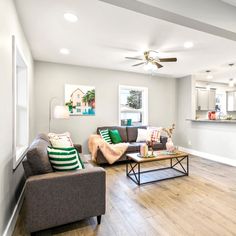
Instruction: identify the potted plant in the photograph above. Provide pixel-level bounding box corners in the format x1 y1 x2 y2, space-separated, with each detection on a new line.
65 100 75 113
162 124 176 152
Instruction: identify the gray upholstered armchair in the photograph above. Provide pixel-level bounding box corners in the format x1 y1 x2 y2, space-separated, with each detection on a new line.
22 134 106 234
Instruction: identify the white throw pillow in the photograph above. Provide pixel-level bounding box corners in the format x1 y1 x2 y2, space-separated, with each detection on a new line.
48 132 74 148
136 129 148 142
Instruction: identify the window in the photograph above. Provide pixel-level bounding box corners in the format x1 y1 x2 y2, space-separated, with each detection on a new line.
119 85 148 126
216 91 226 115
12 36 29 169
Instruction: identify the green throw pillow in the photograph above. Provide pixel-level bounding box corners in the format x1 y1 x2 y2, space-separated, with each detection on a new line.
99 129 112 144
47 146 84 171
109 129 122 144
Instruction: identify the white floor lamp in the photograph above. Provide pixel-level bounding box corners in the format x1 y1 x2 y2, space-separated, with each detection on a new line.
49 97 69 132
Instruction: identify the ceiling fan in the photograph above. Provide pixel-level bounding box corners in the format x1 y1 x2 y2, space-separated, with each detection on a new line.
125 50 177 69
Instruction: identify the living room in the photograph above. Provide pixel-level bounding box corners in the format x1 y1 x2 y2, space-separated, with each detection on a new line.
1 0 236 235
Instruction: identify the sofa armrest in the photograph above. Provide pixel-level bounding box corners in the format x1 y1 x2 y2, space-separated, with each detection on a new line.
74 144 82 153
24 167 105 232
160 136 168 148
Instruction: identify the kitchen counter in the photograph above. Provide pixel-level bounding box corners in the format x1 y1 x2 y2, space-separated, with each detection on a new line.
187 119 236 123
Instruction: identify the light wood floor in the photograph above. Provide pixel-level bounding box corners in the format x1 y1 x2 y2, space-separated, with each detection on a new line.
13 156 236 236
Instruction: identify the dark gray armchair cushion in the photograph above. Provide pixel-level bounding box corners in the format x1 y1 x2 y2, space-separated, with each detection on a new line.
27 136 53 175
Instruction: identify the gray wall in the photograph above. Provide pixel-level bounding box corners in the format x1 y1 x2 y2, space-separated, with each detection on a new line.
34 61 176 153
0 0 34 234
176 76 236 161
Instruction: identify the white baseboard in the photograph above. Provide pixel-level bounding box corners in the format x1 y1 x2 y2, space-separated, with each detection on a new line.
3 184 25 236
179 147 236 167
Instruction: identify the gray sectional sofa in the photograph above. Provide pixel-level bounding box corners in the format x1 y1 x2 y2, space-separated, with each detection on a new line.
22 134 106 234
96 126 167 164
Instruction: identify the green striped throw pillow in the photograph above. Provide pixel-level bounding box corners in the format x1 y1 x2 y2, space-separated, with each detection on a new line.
47 147 84 171
99 129 112 144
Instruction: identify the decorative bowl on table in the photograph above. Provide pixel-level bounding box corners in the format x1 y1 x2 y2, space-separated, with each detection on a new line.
137 152 157 158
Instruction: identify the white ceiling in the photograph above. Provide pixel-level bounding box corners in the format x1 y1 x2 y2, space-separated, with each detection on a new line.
222 0 236 7
15 0 236 79
194 63 236 83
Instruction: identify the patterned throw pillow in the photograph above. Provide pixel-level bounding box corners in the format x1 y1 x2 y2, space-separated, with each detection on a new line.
48 132 74 148
47 147 84 171
147 127 162 142
99 129 112 144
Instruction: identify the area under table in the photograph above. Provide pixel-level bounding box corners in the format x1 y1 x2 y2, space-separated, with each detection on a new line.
126 151 189 185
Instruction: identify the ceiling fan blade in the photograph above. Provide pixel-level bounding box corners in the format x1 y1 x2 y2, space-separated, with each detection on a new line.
159 58 177 62
154 62 163 69
125 57 143 60
132 62 145 67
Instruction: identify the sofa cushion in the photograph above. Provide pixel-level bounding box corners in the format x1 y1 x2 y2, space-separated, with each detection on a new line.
27 135 53 175
22 159 34 178
152 142 164 150
97 126 128 142
127 142 144 153
127 126 147 142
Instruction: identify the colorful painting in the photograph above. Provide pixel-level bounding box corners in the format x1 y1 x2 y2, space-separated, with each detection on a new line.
65 84 95 116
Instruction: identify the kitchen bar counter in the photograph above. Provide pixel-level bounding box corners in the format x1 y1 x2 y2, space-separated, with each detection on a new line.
187 119 236 123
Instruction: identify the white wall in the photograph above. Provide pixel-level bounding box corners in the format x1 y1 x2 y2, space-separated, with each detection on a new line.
0 0 34 234
34 61 176 153
176 76 236 163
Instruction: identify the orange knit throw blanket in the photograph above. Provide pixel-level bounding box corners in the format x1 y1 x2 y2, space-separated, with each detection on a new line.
88 134 128 164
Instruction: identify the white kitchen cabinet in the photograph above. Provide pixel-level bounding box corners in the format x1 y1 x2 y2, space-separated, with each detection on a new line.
196 88 216 111
227 91 236 111
208 90 216 110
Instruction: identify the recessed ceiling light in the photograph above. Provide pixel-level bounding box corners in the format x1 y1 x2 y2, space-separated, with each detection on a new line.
63 13 78 22
206 70 213 79
59 48 70 55
184 41 194 48
207 74 213 79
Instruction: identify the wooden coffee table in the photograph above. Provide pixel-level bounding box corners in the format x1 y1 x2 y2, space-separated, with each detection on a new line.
126 151 189 185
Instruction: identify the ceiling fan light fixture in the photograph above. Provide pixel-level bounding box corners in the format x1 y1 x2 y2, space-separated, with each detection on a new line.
184 41 194 49
144 62 156 72
148 50 158 59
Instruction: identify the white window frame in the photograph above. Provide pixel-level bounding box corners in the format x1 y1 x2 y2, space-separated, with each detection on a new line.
12 35 29 170
118 85 148 126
